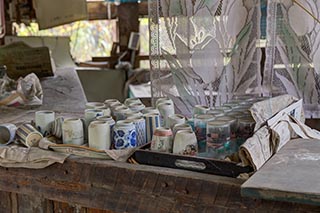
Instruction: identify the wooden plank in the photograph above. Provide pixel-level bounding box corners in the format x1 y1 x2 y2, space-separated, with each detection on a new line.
0 155 317 211
242 139 320 206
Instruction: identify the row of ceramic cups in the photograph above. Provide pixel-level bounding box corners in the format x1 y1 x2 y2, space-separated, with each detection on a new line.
83 97 198 152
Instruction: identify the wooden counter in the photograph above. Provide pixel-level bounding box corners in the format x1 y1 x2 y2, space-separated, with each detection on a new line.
0 68 320 212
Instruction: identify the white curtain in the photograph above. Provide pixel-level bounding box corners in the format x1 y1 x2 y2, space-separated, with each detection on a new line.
149 0 262 116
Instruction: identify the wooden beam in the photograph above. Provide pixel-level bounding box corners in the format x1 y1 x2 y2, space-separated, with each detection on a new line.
0 157 318 211
87 1 148 21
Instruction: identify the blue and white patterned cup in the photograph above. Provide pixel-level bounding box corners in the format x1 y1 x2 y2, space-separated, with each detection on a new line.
113 120 137 149
143 113 161 143
127 116 146 147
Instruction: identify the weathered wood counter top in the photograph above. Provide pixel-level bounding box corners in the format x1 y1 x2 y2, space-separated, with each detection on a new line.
0 68 320 212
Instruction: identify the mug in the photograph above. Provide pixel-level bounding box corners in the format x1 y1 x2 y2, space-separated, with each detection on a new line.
89 121 111 150
104 99 120 108
173 130 197 156
168 114 186 130
96 115 115 145
128 103 145 113
151 127 173 153
144 113 161 142
157 102 175 128
35 110 55 136
214 106 232 113
85 102 105 109
62 118 84 145
124 111 143 119
128 116 146 146
0 123 17 145
84 109 104 129
113 120 137 149
141 107 160 115
206 109 225 117
193 105 210 116
16 123 43 147
155 97 173 107
172 123 193 140
124 97 142 106
113 106 131 121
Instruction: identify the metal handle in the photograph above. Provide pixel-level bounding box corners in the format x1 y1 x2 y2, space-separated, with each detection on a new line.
174 159 206 171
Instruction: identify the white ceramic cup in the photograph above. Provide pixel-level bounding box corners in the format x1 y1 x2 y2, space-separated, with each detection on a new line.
0 123 17 145
168 114 186 130
172 123 193 139
173 130 198 156
157 103 175 128
85 102 105 109
89 121 111 150
151 127 173 153
35 110 55 136
155 97 174 107
124 98 142 106
104 99 121 108
62 118 84 145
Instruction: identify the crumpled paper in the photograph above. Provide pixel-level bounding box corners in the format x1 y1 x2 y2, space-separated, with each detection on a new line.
0 73 43 106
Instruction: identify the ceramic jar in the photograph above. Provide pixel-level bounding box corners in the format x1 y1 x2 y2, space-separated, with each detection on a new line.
124 98 142 106
96 115 115 145
35 110 55 136
113 106 131 121
96 115 115 127
62 118 84 145
98 106 112 116
144 113 161 142
142 107 160 114
89 121 111 150
225 111 244 119
173 130 198 156
168 114 186 130
85 109 104 126
155 97 174 107
113 120 137 149
151 127 173 153
84 109 103 140
194 114 215 153
172 123 193 140
214 106 232 113
128 103 145 113
0 123 17 145
124 111 143 119
206 109 225 118
206 120 231 159
157 102 175 128
104 99 121 108
128 116 146 146
193 105 210 116
16 123 43 147
85 102 105 109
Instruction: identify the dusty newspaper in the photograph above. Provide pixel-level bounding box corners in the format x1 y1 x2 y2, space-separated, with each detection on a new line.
239 95 320 171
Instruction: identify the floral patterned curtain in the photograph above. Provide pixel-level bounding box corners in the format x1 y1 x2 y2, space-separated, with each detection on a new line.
264 0 320 117
149 0 262 116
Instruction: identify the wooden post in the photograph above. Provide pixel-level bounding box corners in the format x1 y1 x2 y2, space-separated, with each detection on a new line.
117 2 139 65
